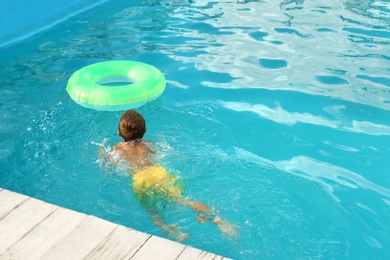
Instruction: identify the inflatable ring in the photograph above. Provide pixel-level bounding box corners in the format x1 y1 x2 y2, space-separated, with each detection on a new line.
66 60 166 111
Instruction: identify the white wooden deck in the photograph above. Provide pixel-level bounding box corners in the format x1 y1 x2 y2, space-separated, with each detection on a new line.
0 189 229 260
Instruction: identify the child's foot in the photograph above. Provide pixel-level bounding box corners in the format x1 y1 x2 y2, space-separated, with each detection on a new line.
213 216 237 237
161 224 179 236
196 213 212 223
162 224 190 242
174 231 190 242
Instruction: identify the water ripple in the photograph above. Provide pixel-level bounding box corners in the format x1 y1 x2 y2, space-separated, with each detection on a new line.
163 1 390 111
0 0 389 258
220 101 390 136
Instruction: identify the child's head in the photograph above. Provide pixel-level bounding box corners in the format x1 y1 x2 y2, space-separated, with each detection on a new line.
118 110 146 142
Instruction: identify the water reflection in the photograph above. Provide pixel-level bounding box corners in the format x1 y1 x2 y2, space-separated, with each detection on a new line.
167 0 390 111
343 0 390 24
221 101 390 136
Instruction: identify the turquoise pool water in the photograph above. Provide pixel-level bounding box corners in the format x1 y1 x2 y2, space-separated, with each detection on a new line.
1 0 390 259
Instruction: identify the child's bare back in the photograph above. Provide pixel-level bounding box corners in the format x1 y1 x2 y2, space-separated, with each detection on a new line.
113 140 154 171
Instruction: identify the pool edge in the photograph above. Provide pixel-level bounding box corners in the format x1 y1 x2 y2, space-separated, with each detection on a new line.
0 188 230 260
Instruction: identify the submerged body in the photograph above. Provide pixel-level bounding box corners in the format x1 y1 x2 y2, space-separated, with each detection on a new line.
108 110 236 241
113 140 210 211
114 141 185 205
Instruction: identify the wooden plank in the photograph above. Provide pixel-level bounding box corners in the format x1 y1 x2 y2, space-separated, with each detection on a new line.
0 197 58 255
0 190 228 260
177 246 219 260
39 215 117 260
3 207 86 260
0 189 29 220
85 225 151 260
131 235 186 260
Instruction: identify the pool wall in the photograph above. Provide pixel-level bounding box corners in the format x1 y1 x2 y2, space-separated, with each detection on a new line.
0 0 108 47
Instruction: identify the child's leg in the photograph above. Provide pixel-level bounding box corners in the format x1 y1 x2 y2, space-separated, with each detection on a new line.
177 198 215 222
178 198 238 237
186 201 211 213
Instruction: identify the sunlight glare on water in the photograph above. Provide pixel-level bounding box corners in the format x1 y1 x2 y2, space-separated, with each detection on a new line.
0 0 390 259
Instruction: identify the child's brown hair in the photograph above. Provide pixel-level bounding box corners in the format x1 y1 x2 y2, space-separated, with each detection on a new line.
118 110 146 141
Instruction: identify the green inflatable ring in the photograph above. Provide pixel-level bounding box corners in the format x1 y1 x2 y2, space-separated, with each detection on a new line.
66 60 166 111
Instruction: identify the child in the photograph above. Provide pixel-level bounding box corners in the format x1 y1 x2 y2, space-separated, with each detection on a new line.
107 109 236 241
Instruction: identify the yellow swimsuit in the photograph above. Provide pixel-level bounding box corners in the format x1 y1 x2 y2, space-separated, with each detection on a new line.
132 165 185 206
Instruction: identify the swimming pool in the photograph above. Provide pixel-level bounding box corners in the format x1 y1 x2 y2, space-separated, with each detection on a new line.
1 0 389 258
